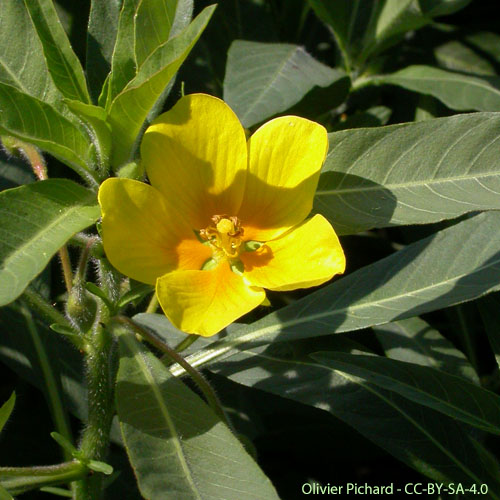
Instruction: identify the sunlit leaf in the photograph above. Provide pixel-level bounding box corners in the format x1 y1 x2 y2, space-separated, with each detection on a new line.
108 5 215 167
0 392 15 434
367 66 500 112
373 317 478 383
315 112 500 234
311 352 500 434
0 83 96 183
224 41 346 128
0 180 99 305
116 332 279 500
24 0 91 103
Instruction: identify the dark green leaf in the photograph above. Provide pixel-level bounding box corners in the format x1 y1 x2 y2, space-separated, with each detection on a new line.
315 113 500 234
208 343 500 490
307 0 471 68
116 333 279 500
0 484 14 500
24 0 91 103
373 317 478 383
108 5 215 167
86 0 122 102
434 41 495 75
223 41 345 128
311 352 500 434
367 66 500 112
0 179 99 305
478 294 500 368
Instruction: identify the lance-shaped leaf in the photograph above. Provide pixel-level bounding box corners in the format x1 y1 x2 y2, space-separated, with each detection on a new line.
116 332 279 500
315 112 500 235
108 5 215 167
373 317 478 383
307 0 471 68
311 352 500 435
0 393 15 434
208 344 500 492
173 211 500 371
366 66 500 112
86 0 122 102
106 0 141 106
223 41 347 128
0 180 100 306
0 0 64 110
24 0 91 103
0 83 96 183
134 0 193 67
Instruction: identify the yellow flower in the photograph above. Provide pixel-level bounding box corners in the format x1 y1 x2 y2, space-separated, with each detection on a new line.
98 94 345 336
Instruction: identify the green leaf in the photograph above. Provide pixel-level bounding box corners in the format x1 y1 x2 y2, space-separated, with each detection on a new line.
367 66 500 112
315 112 500 235
0 83 96 183
0 392 15 433
0 179 99 306
434 41 495 75
107 0 142 106
134 0 193 67
209 343 500 490
24 0 91 103
373 317 478 383
307 0 471 69
116 333 279 500
62 100 112 171
223 41 345 128
108 5 215 167
87 460 113 475
0 484 14 500
173 211 500 371
466 31 500 65
0 0 66 111
0 149 34 191
311 352 500 435
116 284 155 309
478 293 500 368
86 0 122 102
0 303 87 423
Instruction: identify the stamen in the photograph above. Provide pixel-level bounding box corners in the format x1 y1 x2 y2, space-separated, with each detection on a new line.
200 215 244 261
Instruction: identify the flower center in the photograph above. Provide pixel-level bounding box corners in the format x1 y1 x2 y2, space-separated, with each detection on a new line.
200 215 244 260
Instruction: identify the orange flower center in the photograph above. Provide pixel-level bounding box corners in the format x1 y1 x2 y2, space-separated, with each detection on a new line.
200 215 244 261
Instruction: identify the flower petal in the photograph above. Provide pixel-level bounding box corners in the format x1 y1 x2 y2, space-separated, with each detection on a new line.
241 214 345 291
238 116 328 241
141 94 248 230
98 178 211 285
156 262 265 336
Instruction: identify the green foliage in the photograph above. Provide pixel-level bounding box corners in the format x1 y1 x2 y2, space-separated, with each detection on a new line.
3 0 500 498
315 113 500 234
0 180 100 306
224 41 347 127
116 332 279 500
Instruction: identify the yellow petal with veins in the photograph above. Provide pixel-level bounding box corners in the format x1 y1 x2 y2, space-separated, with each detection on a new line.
238 116 328 241
98 178 211 285
156 262 266 336
141 94 248 231
241 214 345 291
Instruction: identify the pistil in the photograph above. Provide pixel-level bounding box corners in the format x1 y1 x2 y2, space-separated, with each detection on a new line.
200 215 244 260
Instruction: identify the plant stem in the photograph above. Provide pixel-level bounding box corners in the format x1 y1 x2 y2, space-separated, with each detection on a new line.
145 293 159 313
0 461 86 496
113 316 234 432
59 245 73 293
73 323 115 500
173 333 199 353
73 259 120 500
19 303 73 463
22 287 71 329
